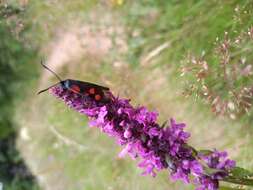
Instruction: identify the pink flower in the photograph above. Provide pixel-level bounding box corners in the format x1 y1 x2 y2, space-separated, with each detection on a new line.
50 85 235 190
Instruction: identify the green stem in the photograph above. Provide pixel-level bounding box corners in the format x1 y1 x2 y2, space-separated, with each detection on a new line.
222 176 253 186
220 186 244 190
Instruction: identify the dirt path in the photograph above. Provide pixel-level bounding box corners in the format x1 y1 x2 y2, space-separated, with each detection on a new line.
17 7 127 190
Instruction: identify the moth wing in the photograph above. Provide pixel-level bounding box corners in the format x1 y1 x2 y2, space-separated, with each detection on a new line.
67 80 110 102
72 80 109 91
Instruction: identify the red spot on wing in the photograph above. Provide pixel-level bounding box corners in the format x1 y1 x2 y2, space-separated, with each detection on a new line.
95 94 101 101
70 85 80 93
89 88 95 94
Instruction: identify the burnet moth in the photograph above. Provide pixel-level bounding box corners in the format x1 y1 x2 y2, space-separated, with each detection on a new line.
38 61 111 103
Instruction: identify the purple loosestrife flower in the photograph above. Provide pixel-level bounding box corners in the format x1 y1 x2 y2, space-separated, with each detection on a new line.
193 150 236 190
50 85 235 190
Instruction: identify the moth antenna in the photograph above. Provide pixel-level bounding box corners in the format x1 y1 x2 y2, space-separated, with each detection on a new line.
37 82 59 95
40 60 62 82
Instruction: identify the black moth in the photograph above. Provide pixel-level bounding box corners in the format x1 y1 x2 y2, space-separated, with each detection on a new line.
38 61 110 102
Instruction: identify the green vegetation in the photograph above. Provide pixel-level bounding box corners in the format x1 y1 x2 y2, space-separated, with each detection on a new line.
1 0 253 190
121 0 253 123
0 4 39 190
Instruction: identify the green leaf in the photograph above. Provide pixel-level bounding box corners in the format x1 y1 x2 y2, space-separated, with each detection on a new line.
223 176 253 186
220 186 242 190
230 167 253 178
197 149 213 156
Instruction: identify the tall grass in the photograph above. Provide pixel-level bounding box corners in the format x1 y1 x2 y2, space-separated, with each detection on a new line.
121 0 253 123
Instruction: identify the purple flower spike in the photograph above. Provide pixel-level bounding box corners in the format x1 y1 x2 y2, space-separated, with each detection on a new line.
50 85 236 190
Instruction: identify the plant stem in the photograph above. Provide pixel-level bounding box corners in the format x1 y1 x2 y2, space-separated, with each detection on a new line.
222 176 253 186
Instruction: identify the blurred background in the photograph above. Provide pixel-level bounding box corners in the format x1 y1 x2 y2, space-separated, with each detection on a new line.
0 0 253 190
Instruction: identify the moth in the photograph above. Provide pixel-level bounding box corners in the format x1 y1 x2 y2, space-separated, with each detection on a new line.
38 62 110 103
